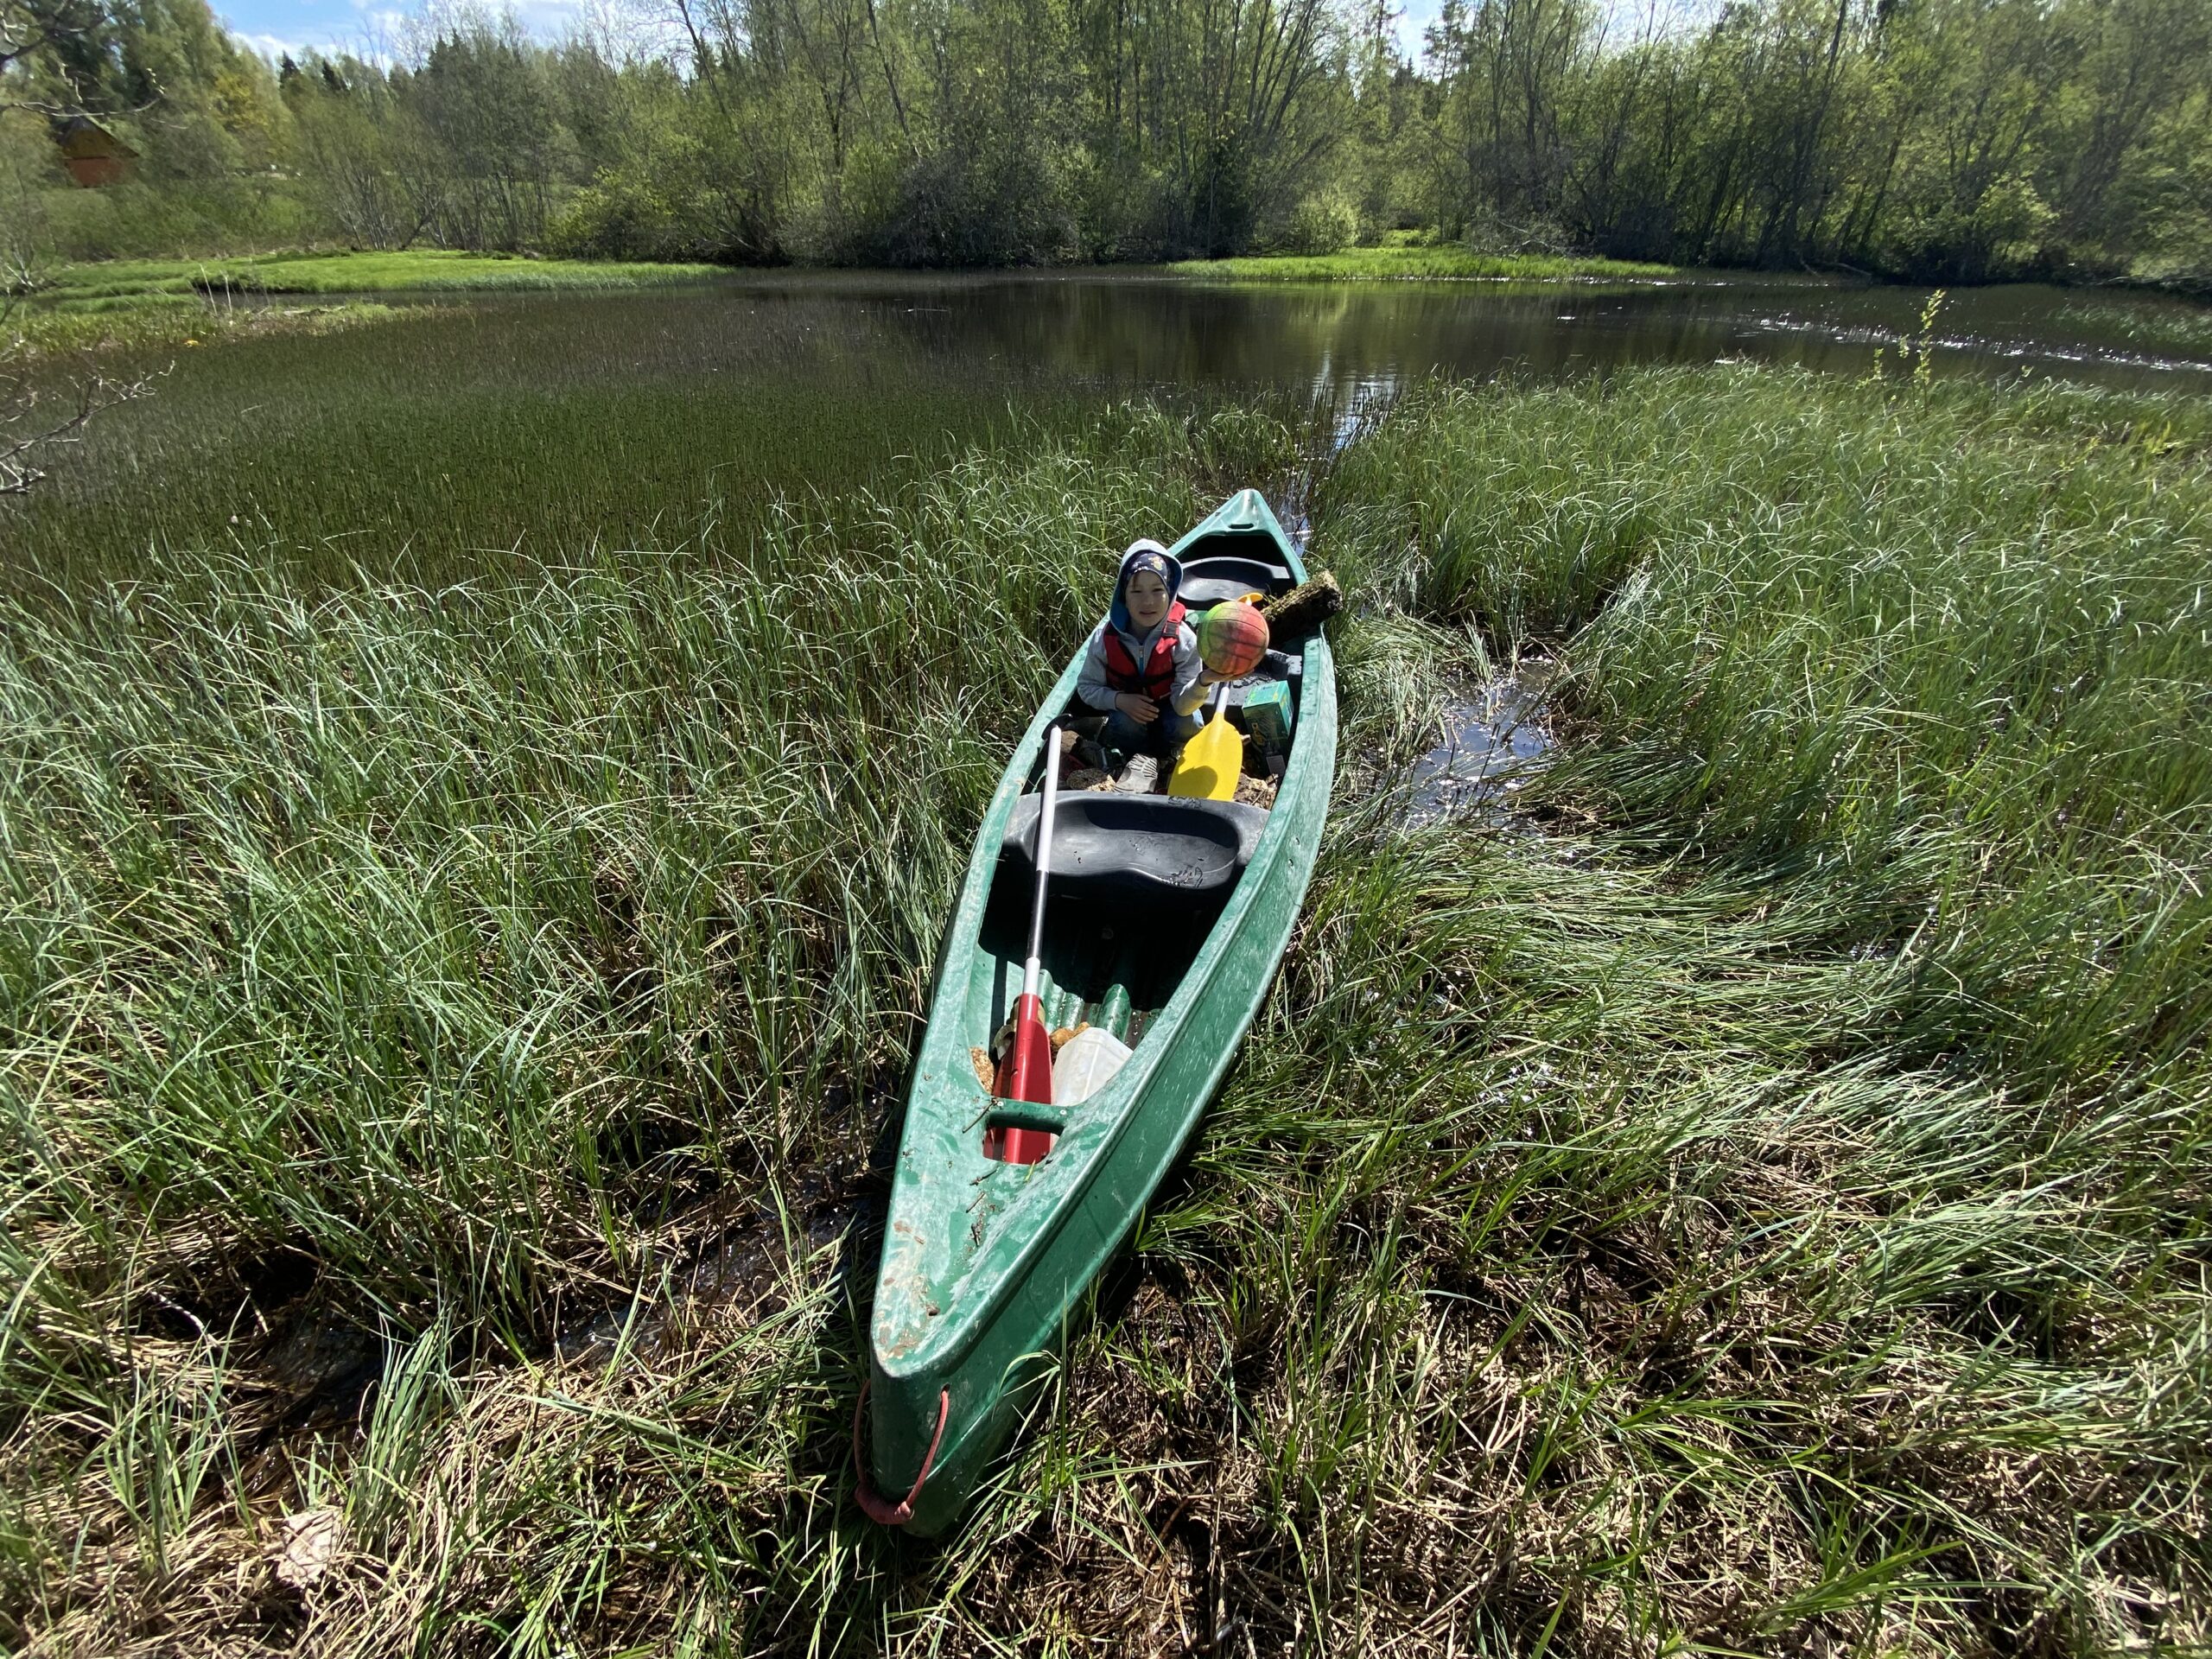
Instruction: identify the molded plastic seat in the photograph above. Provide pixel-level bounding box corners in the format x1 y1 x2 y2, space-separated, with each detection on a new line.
1179 543 1294 608
1001 793 1270 899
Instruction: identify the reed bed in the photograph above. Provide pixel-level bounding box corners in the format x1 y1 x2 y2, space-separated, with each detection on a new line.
0 285 1103 590
2 365 2207 1656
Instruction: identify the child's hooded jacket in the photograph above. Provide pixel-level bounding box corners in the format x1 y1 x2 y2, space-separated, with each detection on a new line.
1077 541 1207 715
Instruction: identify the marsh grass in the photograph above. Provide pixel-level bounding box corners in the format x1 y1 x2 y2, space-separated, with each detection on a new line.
1322 367 2212 1085
16 274 2210 594
0 287 1120 589
6 251 700 366
3 366 2209 1656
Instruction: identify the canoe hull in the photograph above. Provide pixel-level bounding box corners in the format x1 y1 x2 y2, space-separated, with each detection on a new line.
866 489 1335 1535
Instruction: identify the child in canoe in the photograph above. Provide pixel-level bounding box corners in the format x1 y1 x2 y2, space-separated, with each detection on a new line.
1076 539 1224 761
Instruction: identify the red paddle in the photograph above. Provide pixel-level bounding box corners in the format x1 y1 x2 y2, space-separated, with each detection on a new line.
988 724 1064 1162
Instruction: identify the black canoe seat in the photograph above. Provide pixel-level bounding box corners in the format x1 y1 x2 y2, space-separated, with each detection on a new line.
1179 538 1294 608
1002 792 1270 900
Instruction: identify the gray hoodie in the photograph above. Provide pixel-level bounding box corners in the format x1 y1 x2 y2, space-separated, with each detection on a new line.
1076 541 1211 716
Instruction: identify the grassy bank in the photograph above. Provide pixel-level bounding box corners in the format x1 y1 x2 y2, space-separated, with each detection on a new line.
30 250 727 304
3 250 728 358
3 366 2209 1655
6 297 412 357
1166 246 1678 282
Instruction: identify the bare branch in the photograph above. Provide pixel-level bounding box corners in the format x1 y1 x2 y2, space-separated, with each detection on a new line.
1 273 162 497
1 0 69 110
0 352 159 496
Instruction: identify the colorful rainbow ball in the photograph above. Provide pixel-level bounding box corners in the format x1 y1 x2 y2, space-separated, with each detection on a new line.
1199 601 1270 677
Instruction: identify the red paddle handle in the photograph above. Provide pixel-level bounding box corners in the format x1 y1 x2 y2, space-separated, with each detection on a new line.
988 992 1056 1163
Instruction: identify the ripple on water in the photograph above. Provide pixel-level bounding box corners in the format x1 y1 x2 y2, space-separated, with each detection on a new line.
1402 667 1555 829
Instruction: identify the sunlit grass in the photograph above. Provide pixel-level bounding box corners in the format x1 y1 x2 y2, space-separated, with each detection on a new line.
1166 245 1678 282
8 296 411 355
34 249 726 303
3 367 2208 1655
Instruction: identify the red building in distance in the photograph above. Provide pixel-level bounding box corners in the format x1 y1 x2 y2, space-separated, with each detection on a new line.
51 117 139 187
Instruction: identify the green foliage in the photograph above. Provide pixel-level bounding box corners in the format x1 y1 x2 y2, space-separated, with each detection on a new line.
547 149 772 266
0 111 60 271
12 0 2212 277
1426 0 2212 282
1282 189 1362 255
29 176 319 261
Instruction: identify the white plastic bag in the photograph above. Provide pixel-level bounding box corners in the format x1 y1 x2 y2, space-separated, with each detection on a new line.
1052 1027 1132 1106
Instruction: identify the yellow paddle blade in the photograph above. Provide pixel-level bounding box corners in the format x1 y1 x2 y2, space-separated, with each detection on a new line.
1168 705 1242 800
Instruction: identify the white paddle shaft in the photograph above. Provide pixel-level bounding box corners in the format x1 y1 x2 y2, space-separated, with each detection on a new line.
1020 726 1063 1003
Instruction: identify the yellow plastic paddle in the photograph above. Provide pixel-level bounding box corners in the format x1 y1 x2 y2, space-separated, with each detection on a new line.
1168 683 1241 801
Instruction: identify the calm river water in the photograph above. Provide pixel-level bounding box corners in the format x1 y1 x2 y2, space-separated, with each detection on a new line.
10 270 2210 577
719 269 2212 401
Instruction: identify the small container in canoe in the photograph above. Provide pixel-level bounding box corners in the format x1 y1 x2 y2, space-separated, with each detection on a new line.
856 489 1336 1534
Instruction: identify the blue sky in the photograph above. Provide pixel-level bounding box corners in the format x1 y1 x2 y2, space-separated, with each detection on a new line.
218 0 1453 67
1397 0 1447 59
218 0 410 60
217 0 592 60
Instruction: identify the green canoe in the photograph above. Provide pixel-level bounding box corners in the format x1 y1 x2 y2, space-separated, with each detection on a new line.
858 488 1336 1535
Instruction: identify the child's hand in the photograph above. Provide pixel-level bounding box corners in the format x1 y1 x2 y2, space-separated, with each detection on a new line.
1196 667 1224 688
1115 693 1160 724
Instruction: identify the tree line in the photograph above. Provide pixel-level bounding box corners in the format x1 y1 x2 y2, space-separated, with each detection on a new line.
3 0 2209 282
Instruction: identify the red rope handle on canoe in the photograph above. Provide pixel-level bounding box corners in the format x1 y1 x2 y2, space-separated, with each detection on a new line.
851 1382 949 1527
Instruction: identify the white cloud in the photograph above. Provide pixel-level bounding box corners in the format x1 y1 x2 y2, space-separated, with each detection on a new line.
508 0 588 35
219 0 386 59
236 29 311 57
1395 0 1443 60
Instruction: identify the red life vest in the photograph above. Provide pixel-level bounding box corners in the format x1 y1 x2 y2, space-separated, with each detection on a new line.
1102 602 1186 700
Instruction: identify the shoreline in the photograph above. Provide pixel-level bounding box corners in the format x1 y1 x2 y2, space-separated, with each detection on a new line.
19 246 2211 363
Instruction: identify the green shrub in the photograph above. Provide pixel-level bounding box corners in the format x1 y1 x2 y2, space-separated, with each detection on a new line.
1283 190 1360 256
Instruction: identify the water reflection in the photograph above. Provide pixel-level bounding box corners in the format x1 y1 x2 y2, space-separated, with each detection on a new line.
703 270 2212 400
1402 665 1556 830
16 269 2207 574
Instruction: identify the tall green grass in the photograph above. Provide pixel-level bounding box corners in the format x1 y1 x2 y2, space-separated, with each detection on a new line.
1322 367 2212 1087
0 401 1304 1650
3 367 2208 1656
